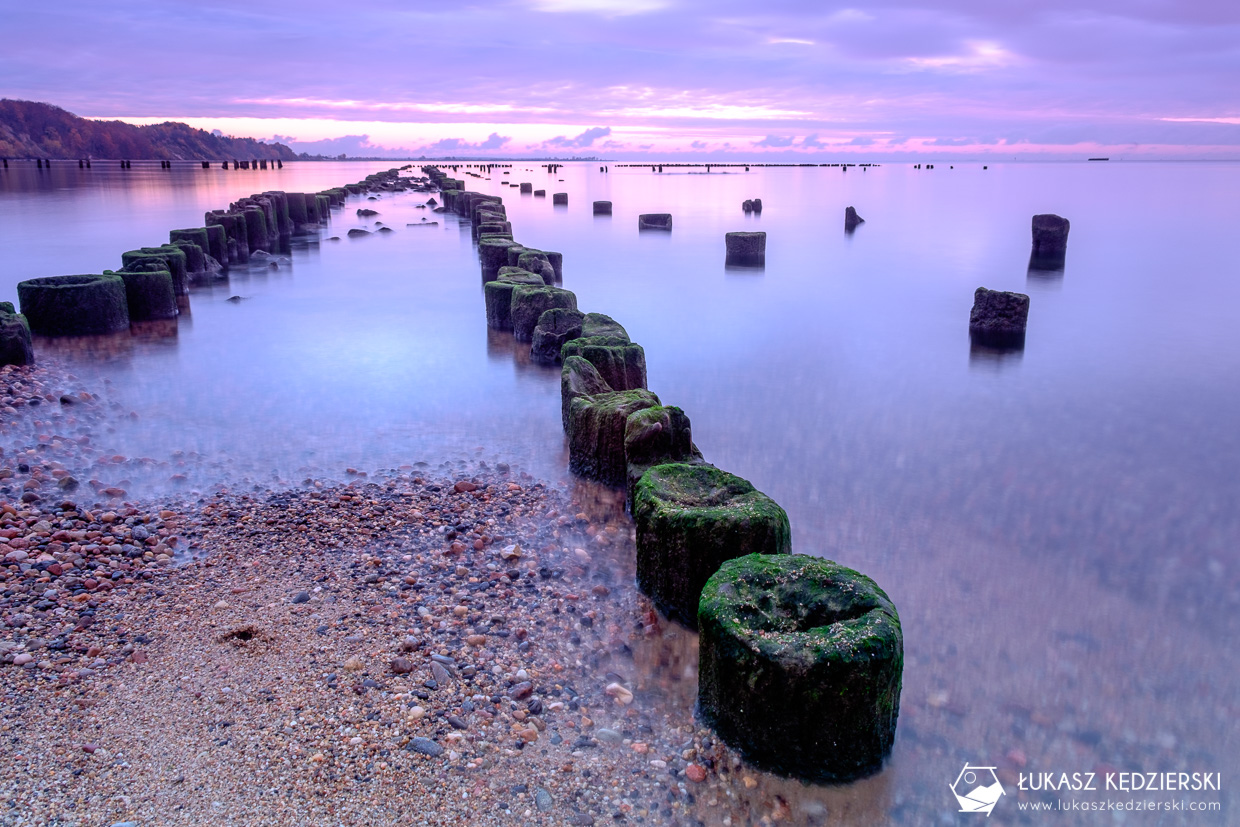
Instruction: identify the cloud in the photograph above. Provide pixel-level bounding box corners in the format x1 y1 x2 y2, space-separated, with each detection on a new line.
690 140 707 148
420 132 513 152
531 0 666 15
847 136 876 146
800 134 826 148
752 135 795 147
544 126 612 148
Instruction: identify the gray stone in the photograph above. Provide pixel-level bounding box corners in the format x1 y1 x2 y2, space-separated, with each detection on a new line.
407 737 444 757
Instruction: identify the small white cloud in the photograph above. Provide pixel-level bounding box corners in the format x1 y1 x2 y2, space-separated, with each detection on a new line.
767 37 815 46
1160 116 1240 124
907 41 1019 72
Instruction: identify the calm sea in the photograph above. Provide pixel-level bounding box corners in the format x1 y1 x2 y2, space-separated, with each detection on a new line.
2 158 1236 817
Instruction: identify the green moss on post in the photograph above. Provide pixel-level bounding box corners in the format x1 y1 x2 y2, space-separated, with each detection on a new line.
115 269 177 321
510 285 577 342
169 228 210 255
560 336 646 391
121 247 188 295
623 406 702 505
170 240 206 274
581 313 628 340
517 251 555 284
568 388 661 486
242 206 269 251
315 195 331 220
479 238 522 281
17 274 130 336
561 355 613 431
531 308 585 364
483 272 544 330
633 464 790 627
478 221 512 238
286 192 309 227
0 302 34 366
697 554 903 782
206 212 248 263
202 225 227 265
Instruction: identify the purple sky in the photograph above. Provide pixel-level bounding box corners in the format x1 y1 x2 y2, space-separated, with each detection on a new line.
4 0 1238 158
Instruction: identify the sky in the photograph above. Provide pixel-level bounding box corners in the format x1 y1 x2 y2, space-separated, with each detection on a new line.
3 0 1238 159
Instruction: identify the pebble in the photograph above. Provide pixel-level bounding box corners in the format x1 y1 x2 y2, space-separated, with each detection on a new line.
686 763 707 783
291 590 310 604
535 787 554 812
408 737 444 757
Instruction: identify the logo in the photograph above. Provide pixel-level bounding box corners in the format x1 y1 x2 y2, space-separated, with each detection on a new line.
951 764 1005 816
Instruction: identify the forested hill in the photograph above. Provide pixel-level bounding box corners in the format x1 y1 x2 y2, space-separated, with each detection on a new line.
0 99 297 161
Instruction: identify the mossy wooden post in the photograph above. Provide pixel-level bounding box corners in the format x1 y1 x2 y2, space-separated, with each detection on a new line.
207 212 249 263
303 193 321 224
169 228 210 256
479 238 522 282
16 274 130 336
483 272 544 330
560 336 646 393
202 225 228 265
969 287 1029 349
565 369 661 485
517 251 555 284
633 464 791 627
698 554 903 782
553 192 568 205
114 267 177 321
1030 213 1070 270
725 232 766 267
593 200 612 215
510 285 577 342
121 247 188 295
581 313 628 340
0 302 34 366
520 183 532 194
478 221 512 238
623 406 702 505
170 240 206 275
531 308 585 364
242 206 269 251
286 192 309 228
639 213 672 230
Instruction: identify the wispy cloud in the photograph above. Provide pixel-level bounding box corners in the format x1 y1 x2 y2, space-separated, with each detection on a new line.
544 126 612 148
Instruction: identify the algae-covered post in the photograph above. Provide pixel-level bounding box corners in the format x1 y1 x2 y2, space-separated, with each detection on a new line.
565 369 661 486
483 272 545 331
593 201 612 215
845 206 865 231
17 274 130 337
969 287 1029 349
560 336 647 395
724 232 766 267
622 406 702 505
509 285 577 342
553 193 568 205
0 302 34 366
633 463 790 627
638 214 672 231
530 308 585 364
1030 213 1070 270
697 554 903 783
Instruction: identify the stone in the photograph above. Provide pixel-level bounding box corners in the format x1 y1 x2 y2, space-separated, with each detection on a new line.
407 737 444 757
432 661 453 686
508 681 534 700
844 206 864 230
391 656 414 674
697 553 903 782
347 228 371 237
0 302 34 366
593 200 612 215
638 213 672 231
509 285 577 342
624 405 703 505
634 463 791 627
535 788 554 812
725 232 766 267
969 287 1029 348
686 763 707 782
291 590 310 604
560 336 646 394
530 308 585 364
357 208 379 217
484 272 545 330
16 275 130 336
